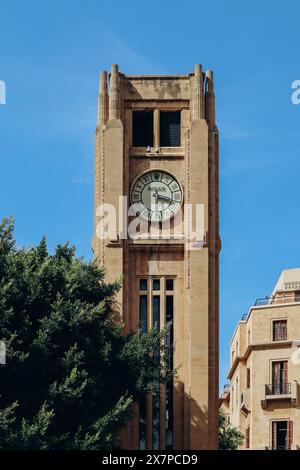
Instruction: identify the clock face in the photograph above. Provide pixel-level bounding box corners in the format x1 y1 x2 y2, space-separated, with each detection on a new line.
130 170 183 222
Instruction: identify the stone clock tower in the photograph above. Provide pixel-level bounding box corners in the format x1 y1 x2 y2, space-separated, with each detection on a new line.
93 64 220 450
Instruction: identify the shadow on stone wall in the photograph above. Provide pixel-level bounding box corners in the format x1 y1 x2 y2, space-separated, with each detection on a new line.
121 380 213 450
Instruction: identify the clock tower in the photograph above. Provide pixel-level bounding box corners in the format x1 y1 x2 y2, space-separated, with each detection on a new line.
93 64 220 450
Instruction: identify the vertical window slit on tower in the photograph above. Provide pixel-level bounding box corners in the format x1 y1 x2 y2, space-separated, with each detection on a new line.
139 278 148 291
139 294 148 335
139 278 174 450
152 294 160 450
165 289 174 450
139 286 148 449
139 393 147 450
132 111 154 147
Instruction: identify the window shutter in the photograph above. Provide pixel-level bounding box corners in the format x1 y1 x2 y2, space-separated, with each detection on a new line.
287 421 293 450
272 362 280 393
281 321 287 340
247 368 251 388
245 427 250 449
272 422 277 450
284 361 288 385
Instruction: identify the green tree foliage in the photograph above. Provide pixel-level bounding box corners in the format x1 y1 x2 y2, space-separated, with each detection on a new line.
219 410 244 450
0 218 171 449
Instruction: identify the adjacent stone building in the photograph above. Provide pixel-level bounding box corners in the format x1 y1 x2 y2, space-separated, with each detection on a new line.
93 64 220 449
219 384 230 423
224 269 300 450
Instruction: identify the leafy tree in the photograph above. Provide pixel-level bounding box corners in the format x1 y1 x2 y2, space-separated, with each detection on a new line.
0 218 171 449
219 410 244 450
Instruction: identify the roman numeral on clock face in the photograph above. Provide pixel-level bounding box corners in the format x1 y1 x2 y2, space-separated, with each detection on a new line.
132 191 141 202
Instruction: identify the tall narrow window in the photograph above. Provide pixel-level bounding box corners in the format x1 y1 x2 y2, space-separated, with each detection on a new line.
138 277 175 450
139 295 147 335
166 287 174 450
272 421 292 450
273 320 287 341
247 368 251 388
166 279 174 291
272 361 288 394
152 294 160 450
139 278 148 291
160 111 181 147
132 111 153 147
139 393 147 450
152 295 160 331
139 285 148 449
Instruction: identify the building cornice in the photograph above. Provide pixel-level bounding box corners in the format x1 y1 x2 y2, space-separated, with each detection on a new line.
227 340 294 379
229 301 300 347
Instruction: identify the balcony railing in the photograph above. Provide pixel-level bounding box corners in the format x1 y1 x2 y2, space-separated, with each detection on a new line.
266 382 291 396
255 295 300 306
261 382 299 408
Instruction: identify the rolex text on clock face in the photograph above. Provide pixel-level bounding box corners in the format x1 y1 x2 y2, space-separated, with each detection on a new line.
130 170 183 222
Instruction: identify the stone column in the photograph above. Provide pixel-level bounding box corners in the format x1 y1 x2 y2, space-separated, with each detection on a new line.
205 69 219 450
192 64 204 120
98 70 108 127
186 118 210 449
109 64 120 120
205 71 215 127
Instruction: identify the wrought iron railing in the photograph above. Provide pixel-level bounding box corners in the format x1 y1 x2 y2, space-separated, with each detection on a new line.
255 295 300 306
265 382 291 395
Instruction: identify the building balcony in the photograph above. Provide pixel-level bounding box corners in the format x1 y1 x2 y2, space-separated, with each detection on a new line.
240 388 251 415
261 382 300 408
255 293 300 306
266 382 291 395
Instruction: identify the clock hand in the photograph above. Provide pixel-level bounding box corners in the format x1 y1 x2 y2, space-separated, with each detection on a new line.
152 189 159 204
156 193 172 202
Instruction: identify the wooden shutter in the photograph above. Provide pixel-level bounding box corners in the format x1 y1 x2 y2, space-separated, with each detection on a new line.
247 368 251 388
245 427 250 449
287 421 293 450
273 321 277 341
282 321 287 340
272 362 280 394
272 421 277 450
284 361 288 387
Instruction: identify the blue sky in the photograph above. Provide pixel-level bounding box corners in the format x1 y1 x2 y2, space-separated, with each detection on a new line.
1 0 300 388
